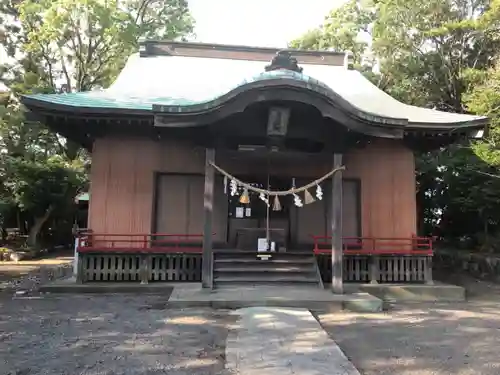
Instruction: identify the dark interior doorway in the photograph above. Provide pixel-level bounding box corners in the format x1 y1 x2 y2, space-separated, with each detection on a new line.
227 175 293 251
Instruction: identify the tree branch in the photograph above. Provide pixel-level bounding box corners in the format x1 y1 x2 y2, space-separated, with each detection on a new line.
134 0 154 25
59 50 72 92
39 43 55 90
473 170 500 179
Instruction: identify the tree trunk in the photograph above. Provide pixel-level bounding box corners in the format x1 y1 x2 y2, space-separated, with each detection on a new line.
27 206 54 248
16 210 21 233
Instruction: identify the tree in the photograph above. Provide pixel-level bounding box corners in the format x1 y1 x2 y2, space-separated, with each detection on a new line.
289 0 374 66
17 0 194 92
372 0 499 111
0 0 194 247
464 61 500 166
291 0 500 249
0 94 89 246
2 155 86 246
291 0 499 108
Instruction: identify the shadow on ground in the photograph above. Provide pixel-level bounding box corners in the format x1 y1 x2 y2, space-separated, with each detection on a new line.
315 272 500 375
0 295 235 375
3 266 500 375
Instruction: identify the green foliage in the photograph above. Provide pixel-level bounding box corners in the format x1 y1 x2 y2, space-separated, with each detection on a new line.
464 62 500 166
0 0 194 247
417 145 500 247
4 156 85 216
289 0 375 65
17 0 194 91
372 0 499 112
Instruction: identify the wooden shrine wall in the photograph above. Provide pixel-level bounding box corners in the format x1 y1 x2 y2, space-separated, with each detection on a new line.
87 136 205 237
87 136 416 242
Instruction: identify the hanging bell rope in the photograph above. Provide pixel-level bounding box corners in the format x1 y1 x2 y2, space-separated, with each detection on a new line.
209 162 345 196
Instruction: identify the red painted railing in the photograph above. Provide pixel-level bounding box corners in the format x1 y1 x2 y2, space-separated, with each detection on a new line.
76 232 433 256
311 235 433 256
77 232 205 253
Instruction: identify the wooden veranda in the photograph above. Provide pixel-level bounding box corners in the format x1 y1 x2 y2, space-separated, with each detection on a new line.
75 232 434 285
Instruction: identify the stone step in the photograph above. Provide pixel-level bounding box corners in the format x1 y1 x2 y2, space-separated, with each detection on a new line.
214 275 320 285
214 269 317 278
214 250 313 255
214 258 315 264
212 250 321 288
214 251 314 261
214 261 315 270
214 266 315 273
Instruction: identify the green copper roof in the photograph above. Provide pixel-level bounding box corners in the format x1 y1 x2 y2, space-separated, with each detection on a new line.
24 69 328 111
23 52 487 126
24 91 198 110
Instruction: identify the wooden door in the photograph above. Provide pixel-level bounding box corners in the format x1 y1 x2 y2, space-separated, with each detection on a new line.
326 179 361 238
155 174 228 242
293 179 361 246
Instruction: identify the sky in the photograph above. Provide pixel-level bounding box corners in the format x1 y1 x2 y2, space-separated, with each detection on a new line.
187 0 344 47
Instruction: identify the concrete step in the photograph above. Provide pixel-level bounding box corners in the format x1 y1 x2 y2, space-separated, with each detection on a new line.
214 270 317 279
215 258 315 265
215 250 313 254
214 261 315 270
214 267 315 273
214 251 314 261
212 250 321 288
214 275 320 285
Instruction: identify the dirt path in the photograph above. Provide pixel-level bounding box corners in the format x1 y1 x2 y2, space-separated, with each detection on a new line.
0 252 73 294
317 273 500 375
2 259 500 375
0 295 234 375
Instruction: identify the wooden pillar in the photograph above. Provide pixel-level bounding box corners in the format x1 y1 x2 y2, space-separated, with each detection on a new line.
331 153 343 294
139 254 149 284
76 255 84 284
202 148 215 289
369 256 379 284
425 256 434 285
73 236 79 277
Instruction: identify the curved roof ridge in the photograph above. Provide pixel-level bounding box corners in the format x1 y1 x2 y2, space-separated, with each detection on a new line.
22 52 487 129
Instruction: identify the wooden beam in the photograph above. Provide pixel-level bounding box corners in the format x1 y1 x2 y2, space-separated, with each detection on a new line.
331 153 343 294
202 148 215 288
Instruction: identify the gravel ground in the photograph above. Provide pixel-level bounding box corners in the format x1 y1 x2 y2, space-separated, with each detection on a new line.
3 263 500 375
316 275 500 375
0 295 234 375
0 253 73 295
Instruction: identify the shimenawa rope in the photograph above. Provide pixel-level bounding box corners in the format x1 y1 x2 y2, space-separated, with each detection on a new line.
209 162 345 196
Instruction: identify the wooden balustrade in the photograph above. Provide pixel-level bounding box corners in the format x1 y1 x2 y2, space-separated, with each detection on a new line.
75 232 204 283
311 235 433 256
77 232 205 253
312 235 433 284
74 232 434 284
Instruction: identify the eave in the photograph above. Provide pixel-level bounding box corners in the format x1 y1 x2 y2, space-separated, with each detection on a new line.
20 40 489 148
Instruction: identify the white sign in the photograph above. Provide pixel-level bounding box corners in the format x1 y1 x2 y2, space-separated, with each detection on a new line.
235 207 244 218
257 238 268 252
